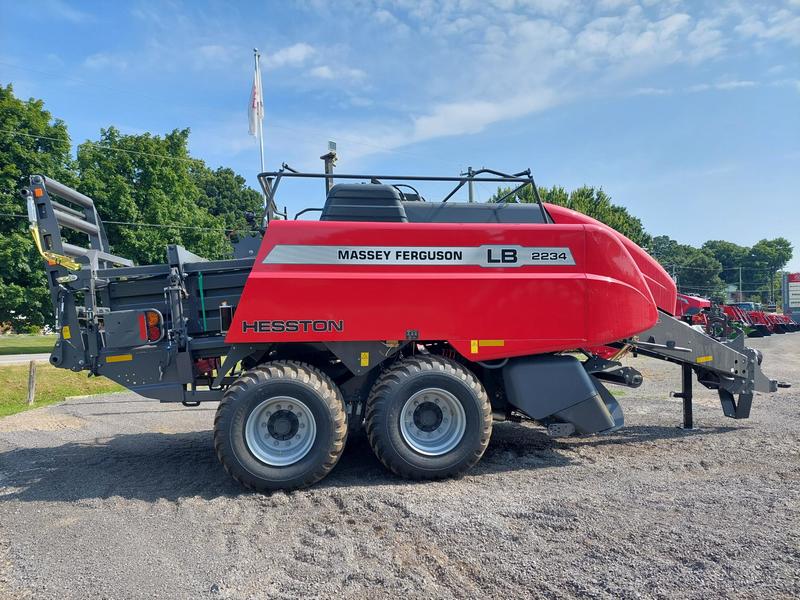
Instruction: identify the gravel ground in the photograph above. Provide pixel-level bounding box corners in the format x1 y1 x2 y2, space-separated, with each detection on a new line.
0 334 797 599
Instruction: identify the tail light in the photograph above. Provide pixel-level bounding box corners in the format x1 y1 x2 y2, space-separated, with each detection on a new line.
138 309 164 343
219 302 234 334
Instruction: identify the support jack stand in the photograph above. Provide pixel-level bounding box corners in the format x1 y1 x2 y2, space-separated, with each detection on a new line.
670 364 697 430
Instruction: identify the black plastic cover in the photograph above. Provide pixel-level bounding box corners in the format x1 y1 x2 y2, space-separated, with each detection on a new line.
402 202 547 223
321 184 407 222
502 354 616 434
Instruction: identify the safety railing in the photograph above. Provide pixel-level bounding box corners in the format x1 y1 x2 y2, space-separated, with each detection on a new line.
22 175 133 270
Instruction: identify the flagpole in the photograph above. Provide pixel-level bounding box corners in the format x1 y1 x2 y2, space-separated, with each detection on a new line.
253 48 266 211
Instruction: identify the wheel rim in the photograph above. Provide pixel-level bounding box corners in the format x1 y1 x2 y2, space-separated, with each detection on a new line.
399 388 466 456
245 396 317 466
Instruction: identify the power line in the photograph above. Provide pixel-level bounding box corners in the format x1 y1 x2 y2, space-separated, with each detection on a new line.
1 129 205 164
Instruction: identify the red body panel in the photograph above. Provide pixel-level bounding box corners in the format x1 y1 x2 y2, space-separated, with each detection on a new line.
748 310 773 331
227 211 667 360
674 293 711 317
545 204 677 314
723 305 750 324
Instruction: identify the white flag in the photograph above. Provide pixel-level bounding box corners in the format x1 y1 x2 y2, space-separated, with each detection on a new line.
248 67 263 136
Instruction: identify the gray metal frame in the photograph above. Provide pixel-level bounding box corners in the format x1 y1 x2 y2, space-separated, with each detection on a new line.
256 167 550 225
627 312 777 423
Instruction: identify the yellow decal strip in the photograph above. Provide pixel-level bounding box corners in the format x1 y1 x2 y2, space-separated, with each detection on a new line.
106 354 133 363
470 339 505 354
479 339 505 348
360 351 369 367
696 355 713 364
61 325 71 340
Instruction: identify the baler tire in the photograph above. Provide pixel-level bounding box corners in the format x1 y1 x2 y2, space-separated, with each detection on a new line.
365 355 492 480
214 361 347 492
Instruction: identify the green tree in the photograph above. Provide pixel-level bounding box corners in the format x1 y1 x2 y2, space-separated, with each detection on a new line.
703 237 793 302
702 240 748 285
651 235 725 299
491 184 651 247
0 84 75 331
748 238 793 303
191 165 262 234
75 127 232 265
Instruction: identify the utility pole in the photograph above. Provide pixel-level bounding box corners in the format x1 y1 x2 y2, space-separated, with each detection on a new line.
739 266 743 302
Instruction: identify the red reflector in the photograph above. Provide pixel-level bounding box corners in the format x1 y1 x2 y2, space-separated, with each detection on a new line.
138 314 147 340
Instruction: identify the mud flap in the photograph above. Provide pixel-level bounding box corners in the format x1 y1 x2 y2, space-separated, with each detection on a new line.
502 355 622 435
590 376 625 432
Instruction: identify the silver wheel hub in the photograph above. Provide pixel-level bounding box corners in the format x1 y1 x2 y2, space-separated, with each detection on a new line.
245 396 316 466
399 388 466 456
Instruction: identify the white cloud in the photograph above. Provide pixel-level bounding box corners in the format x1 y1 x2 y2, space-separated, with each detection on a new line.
265 43 316 69
632 87 672 96
411 91 559 142
597 0 635 11
309 65 334 79
715 79 756 90
734 8 800 46
44 0 93 23
686 18 725 63
83 52 128 71
309 65 365 81
686 80 757 93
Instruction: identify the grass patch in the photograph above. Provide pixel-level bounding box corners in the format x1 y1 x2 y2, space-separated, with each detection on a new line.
0 363 123 418
0 335 57 356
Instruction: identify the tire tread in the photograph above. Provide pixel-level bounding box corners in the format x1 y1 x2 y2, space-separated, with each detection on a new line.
213 360 347 492
365 355 491 480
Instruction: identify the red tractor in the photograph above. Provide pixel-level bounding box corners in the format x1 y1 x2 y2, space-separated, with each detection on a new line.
22 168 782 491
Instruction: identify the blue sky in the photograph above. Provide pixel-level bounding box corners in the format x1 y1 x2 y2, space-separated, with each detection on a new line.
2 0 799 270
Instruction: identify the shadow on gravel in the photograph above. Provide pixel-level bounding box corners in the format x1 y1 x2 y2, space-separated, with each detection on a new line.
0 422 741 503
569 424 743 448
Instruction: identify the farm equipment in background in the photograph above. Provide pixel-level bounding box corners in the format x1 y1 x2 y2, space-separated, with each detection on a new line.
732 302 800 335
722 304 762 337
675 293 743 340
23 166 785 491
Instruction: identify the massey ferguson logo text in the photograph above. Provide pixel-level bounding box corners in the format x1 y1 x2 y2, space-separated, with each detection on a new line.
263 245 575 267
242 320 344 333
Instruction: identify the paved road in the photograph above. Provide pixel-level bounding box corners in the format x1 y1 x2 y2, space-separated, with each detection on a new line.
0 353 51 366
0 334 798 599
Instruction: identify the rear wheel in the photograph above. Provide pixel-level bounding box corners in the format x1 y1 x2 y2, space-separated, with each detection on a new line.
214 361 347 492
366 355 492 480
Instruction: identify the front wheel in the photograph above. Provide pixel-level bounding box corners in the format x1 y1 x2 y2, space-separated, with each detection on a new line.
214 361 347 492
365 356 492 480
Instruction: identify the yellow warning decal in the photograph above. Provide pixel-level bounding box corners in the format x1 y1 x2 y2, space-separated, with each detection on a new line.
470 340 505 354
479 340 505 348
106 354 133 363
696 355 713 364
360 351 369 367
61 325 71 340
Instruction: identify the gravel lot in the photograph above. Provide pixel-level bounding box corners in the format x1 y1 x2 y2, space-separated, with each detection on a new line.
0 334 798 599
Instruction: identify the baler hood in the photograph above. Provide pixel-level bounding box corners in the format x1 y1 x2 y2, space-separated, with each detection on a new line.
544 203 677 315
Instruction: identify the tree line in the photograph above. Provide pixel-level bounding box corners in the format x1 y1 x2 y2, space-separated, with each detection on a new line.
1 84 261 331
0 83 794 331
491 186 792 303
